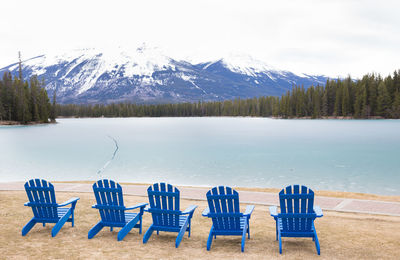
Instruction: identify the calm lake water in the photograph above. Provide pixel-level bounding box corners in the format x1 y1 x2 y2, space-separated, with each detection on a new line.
0 118 399 195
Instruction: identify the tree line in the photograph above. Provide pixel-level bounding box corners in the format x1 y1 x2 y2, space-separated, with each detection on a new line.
0 58 55 123
57 70 400 119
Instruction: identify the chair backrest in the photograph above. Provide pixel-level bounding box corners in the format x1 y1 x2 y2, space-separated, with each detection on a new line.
278 185 316 233
24 179 58 220
147 183 181 227
92 179 125 224
206 186 243 231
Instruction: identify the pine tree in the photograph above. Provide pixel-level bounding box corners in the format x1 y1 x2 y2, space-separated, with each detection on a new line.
367 77 378 116
354 84 367 118
322 87 328 117
50 91 57 122
341 84 350 116
334 84 342 116
389 91 400 118
376 82 391 117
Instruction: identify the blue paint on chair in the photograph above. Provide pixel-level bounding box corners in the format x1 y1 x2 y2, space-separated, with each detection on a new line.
88 179 147 241
22 179 79 237
269 185 323 255
143 183 197 248
202 186 255 252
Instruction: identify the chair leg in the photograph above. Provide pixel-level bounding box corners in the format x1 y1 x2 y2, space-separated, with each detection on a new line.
52 208 72 237
247 218 250 239
71 210 75 227
143 225 154 244
275 221 278 241
278 231 282 254
22 218 37 236
88 221 104 239
188 219 191 237
241 223 247 252
207 226 214 251
43 223 45 227
110 227 113 232
313 223 321 255
139 217 142 234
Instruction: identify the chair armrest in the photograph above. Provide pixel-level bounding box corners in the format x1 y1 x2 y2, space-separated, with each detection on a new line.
58 197 80 207
125 203 148 210
314 206 323 217
244 205 255 217
269 206 278 217
144 205 150 212
202 207 210 217
182 205 198 215
24 202 30 206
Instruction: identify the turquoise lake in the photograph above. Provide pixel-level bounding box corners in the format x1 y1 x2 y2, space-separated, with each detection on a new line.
0 118 399 195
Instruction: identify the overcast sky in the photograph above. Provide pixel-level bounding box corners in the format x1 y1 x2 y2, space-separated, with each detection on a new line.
1 0 399 78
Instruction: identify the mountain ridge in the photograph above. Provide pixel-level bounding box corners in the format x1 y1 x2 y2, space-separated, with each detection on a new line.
0 46 328 104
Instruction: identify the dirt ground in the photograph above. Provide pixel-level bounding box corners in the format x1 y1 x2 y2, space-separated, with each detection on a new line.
1 191 399 259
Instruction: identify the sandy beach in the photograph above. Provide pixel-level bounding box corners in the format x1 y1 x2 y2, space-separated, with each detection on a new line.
1 188 399 259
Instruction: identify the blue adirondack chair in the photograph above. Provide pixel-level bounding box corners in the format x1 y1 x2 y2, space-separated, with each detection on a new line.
22 179 79 237
269 185 323 254
88 179 147 241
202 186 255 252
143 183 197 248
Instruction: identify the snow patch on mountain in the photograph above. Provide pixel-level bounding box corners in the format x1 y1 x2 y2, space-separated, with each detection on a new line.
221 53 278 77
0 45 328 104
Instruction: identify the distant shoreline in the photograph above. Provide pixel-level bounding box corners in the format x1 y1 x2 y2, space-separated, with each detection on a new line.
55 116 391 120
1 116 395 126
0 120 57 126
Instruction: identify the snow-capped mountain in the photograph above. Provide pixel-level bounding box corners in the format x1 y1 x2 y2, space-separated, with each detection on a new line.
0 45 327 104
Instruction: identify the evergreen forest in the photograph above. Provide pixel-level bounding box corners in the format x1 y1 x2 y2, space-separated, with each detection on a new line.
56 70 400 119
0 69 55 124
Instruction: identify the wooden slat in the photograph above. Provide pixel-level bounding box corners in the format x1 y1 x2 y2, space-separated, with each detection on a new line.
117 183 125 223
212 187 222 230
97 180 112 222
300 185 307 231
233 189 240 230
293 185 300 232
219 186 228 230
104 180 116 223
31 179 44 218
167 184 174 227
42 180 52 219
226 187 235 231
147 185 158 226
93 181 105 222
49 181 57 219
306 188 314 231
160 183 168 226
154 183 162 226
174 186 180 227
111 180 122 223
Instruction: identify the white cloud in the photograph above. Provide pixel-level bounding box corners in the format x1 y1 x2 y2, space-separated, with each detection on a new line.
0 0 399 78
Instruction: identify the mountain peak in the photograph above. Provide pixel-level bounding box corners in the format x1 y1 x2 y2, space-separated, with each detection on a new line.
0 47 328 104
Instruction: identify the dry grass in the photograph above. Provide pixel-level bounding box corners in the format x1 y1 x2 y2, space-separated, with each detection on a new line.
1 191 399 259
